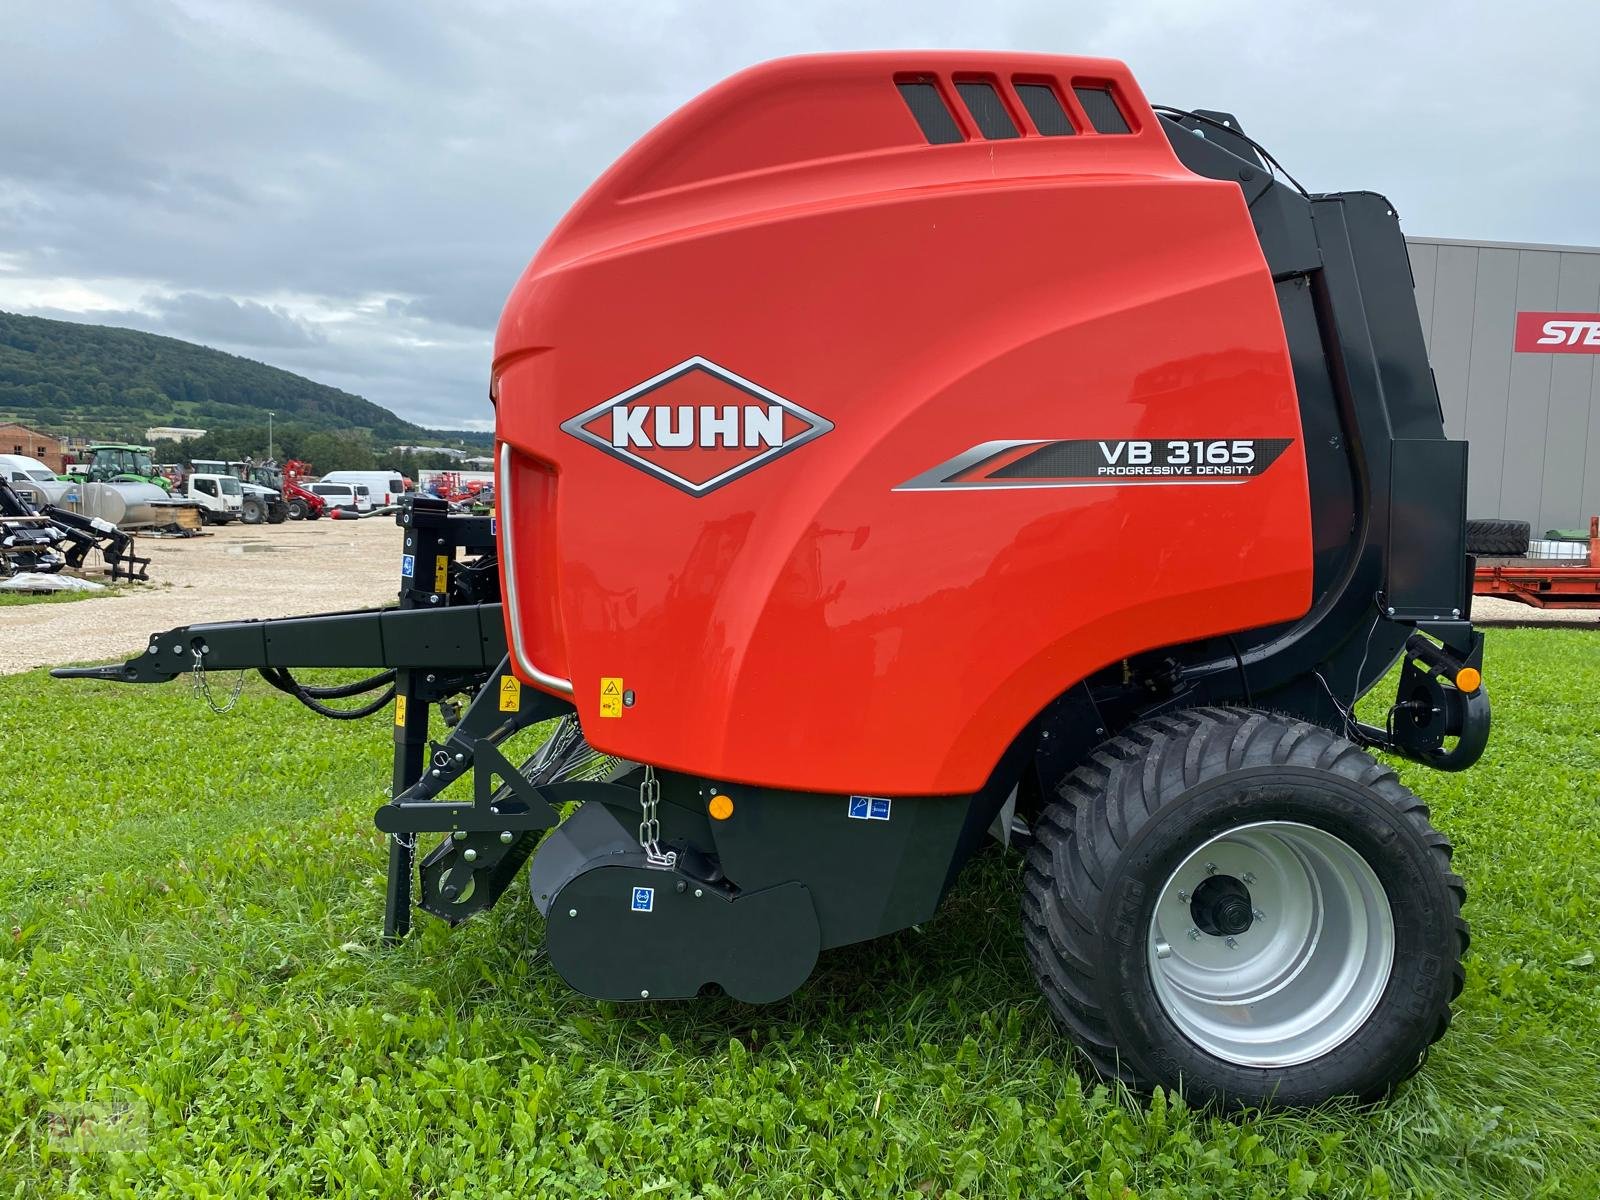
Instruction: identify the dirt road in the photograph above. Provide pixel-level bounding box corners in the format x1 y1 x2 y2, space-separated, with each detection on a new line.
2 517 402 674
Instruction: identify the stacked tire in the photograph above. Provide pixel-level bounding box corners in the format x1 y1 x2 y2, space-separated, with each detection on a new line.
1465 519 1529 557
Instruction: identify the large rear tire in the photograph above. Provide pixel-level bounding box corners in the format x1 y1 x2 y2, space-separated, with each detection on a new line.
240 497 265 525
1022 707 1467 1108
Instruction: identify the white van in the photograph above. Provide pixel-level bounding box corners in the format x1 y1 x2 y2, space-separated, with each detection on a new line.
318 471 408 507
0 453 70 507
309 482 372 514
0 453 60 487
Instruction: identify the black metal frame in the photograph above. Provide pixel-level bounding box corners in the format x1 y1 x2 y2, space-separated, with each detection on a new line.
54 499 577 938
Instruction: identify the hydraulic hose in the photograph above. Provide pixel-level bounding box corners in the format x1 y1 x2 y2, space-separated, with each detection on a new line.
257 667 397 719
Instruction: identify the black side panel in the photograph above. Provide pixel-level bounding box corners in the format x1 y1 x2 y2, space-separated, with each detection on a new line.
1386 439 1469 620
694 784 974 950
534 801 822 1003
1330 192 1447 438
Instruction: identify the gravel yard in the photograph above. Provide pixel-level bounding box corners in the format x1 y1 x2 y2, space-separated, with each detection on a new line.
1471 594 1599 627
1 516 402 674
2 516 1592 675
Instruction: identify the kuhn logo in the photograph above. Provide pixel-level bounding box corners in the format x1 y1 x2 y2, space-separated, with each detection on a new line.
561 357 832 494
1515 311 1600 354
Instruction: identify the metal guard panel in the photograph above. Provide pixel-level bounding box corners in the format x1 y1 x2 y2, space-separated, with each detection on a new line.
495 54 1314 794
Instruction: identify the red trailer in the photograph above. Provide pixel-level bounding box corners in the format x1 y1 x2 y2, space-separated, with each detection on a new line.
1474 517 1600 608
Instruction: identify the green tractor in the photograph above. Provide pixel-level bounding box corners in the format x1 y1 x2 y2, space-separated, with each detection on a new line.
81 444 172 492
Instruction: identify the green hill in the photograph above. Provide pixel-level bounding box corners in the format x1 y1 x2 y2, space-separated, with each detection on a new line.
0 310 486 444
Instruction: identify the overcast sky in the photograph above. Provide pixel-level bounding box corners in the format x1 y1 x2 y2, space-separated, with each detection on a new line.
2 0 1596 431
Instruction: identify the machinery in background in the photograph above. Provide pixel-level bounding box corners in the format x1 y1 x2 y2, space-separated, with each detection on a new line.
81 444 172 492
186 458 329 522
0 475 150 581
426 471 494 513
185 459 286 525
11 466 201 534
266 459 327 520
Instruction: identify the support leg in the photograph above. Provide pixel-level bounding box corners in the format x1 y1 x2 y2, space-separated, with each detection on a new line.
384 666 429 942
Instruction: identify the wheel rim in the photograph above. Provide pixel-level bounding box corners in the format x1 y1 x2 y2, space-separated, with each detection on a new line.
1147 820 1395 1068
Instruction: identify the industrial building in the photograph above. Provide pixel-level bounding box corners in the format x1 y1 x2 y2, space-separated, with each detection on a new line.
1407 236 1600 535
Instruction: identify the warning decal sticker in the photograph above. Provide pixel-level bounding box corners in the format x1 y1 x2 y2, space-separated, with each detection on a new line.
600 676 624 718
498 675 522 712
848 795 892 821
896 438 1294 491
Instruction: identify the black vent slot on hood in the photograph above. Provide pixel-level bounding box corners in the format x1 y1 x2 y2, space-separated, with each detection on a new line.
897 81 964 144
1015 84 1075 135
1074 86 1131 133
955 81 1019 139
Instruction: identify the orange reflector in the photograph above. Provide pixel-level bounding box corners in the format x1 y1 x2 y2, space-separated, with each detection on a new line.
708 794 734 820
1455 666 1481 693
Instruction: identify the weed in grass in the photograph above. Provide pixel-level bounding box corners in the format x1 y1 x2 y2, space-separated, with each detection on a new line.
0 628 1597 1197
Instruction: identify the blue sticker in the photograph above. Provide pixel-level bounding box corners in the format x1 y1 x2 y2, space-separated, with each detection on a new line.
401 553 415 578
849 796 891 821
631 886 654 912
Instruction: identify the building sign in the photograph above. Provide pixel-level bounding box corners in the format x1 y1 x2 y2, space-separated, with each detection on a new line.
1515 312 1600 353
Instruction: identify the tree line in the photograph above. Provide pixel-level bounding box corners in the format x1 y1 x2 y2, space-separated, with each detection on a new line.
149 423 476 475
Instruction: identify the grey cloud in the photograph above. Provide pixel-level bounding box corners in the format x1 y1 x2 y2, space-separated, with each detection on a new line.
145 292 327 348
21 292 324 351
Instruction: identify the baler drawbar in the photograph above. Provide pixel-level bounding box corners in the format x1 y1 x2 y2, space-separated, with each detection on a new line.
59 52 1493 1109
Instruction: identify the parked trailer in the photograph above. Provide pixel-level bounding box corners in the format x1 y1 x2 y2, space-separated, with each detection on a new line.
57 54 1493 1109
1474 517 1600 608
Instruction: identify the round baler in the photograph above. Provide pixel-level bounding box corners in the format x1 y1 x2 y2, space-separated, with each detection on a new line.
58 53 1490 1109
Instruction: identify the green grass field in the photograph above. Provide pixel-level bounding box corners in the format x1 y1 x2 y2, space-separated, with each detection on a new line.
1 627 1597 1198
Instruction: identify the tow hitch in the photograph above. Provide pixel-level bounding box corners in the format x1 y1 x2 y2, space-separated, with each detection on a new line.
1361 630 1490 771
